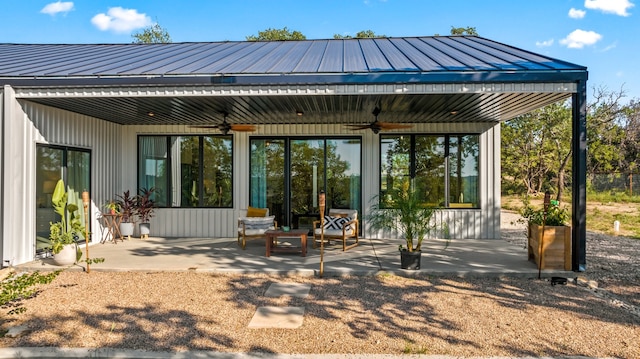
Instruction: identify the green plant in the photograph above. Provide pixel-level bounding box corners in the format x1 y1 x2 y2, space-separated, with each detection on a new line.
103 200 120 214
366 179 437 252
49 179 85 254
0 270 61 315
115 190 136 223
135 187 157 223
521 202 569 226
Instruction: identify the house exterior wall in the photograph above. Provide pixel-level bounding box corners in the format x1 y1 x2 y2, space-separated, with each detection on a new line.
1 94 122 265
1 95 501 265
0 87 5 265
122 121 501 241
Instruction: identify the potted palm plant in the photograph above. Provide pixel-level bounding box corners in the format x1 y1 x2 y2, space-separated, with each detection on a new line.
134 187 156 239
49 179 85 266
116 190 136 239
366 179 438 270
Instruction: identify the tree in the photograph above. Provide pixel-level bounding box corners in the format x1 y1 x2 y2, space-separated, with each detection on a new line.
434 26 478 36
333 30 386 39
246 27 306 41
502 86 638 200
586 86 628 177
132 22 171 43
502 100 574 200
450 26 478 35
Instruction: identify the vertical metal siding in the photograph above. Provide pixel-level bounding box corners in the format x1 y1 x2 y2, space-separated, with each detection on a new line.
2 98 122 265
0 87 4 264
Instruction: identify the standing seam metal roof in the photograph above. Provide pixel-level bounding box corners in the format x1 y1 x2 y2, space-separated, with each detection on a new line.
0 36 586 82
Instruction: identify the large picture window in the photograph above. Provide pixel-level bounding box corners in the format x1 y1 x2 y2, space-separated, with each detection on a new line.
380 134 479 208
138 135 233 208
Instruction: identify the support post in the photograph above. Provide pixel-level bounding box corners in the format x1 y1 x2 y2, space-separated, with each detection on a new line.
571 79 588 271
318 190 325 278
538 191 551 279
82 190 90 273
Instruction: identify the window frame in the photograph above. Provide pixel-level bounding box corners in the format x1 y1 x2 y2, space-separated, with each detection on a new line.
379 133 480 209
137 134 234 208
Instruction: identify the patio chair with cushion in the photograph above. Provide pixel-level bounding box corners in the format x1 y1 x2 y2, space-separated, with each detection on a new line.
312 209 359 251
237 206 277 249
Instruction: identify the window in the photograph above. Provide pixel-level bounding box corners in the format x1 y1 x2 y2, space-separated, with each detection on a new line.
380 134 479 208
138 135 233 208
35 145 91 251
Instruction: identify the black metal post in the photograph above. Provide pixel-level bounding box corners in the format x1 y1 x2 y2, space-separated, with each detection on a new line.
572 79 588 272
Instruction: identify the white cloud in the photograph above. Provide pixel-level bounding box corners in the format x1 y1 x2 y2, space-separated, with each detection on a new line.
601 41 618 52
536 39 554 47
584 0 634 16
41 1 74 15
560 29 602 48
91 7 152 33
569 8 586 18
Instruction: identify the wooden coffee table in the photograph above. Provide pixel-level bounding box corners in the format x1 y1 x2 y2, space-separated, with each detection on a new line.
265 229 308 257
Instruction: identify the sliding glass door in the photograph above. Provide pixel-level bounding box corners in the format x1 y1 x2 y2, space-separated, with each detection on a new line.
35 145 91 251
250 137 361 231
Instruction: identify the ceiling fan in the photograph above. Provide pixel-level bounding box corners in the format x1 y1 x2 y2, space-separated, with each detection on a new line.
189 113 256 135
345 107 413 134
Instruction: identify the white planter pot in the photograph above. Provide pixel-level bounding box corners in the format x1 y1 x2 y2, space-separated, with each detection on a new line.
120 222 135 238
139 222 151 239
53 244 77 266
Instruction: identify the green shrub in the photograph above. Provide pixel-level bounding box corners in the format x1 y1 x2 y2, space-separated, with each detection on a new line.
1 270 60 315
521 203 569 226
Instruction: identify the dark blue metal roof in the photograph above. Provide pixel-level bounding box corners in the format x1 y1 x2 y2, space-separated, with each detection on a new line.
0 36 587 86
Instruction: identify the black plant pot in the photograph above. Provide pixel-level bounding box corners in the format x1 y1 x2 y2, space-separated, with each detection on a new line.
400 250 422 270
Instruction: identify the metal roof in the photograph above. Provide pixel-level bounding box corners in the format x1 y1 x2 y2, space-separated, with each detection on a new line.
0 36 587 126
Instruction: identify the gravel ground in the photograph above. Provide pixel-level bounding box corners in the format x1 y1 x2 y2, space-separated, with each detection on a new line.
1 211 639 358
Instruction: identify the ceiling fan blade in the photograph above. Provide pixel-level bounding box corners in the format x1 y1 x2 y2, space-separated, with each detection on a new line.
345 124 375 131
188 125 221 129
376 122 414 130
230 124 257 132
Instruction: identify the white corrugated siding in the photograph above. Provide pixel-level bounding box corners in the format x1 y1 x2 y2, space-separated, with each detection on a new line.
0 87 6 264
122 121 501 240
2 94 122 265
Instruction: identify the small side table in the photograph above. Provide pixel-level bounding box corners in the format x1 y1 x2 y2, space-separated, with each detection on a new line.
265 229 308 257
100 213 123 244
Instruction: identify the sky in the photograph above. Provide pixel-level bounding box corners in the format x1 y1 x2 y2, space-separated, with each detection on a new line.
1 0 638 102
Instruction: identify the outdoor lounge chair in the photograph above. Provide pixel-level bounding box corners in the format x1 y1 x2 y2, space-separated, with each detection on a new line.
237 207 277 249
312 209 358 251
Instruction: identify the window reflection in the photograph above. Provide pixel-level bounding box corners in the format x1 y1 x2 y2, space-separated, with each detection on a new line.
380 134 479 208
138 135 233 208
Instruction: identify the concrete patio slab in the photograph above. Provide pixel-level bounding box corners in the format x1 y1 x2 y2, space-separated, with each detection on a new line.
15 236 575 279
247 306 305 329
265 283 311 298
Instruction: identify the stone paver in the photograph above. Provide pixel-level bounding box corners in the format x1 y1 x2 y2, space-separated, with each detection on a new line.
265 282 311 298
247 306 305 329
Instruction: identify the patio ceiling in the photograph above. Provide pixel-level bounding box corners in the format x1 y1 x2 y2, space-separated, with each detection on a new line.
19 90 572 126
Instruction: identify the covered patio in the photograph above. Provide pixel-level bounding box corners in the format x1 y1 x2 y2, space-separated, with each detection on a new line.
1 36 587 270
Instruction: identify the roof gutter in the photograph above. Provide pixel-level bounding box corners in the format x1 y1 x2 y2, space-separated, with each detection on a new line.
0 69 588 88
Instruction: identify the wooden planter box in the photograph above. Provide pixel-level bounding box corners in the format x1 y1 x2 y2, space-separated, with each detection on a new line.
527 224 571 270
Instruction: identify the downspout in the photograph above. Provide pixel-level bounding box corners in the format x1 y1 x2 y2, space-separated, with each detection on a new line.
571 79 588 271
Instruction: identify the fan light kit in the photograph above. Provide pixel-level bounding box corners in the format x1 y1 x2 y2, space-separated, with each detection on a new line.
345 106 413 134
